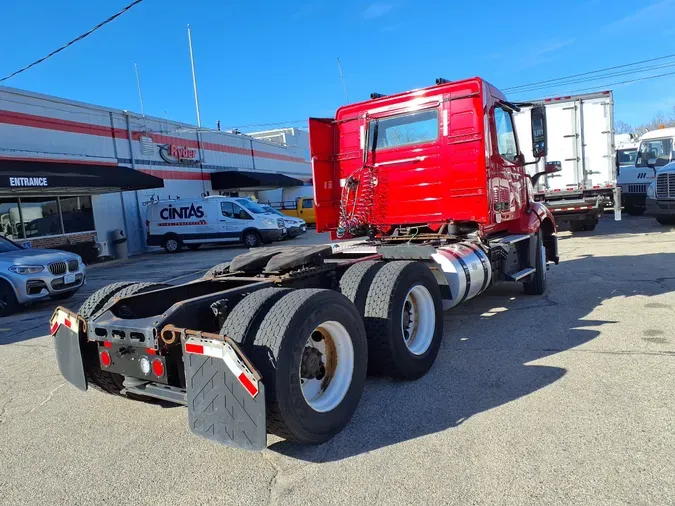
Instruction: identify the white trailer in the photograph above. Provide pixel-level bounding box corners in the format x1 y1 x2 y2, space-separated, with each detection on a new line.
514 91 620 231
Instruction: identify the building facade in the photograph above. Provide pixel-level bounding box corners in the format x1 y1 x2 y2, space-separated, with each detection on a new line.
0 86 310 257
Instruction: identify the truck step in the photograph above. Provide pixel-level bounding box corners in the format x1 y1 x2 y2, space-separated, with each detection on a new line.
124 383 187 405
496 234 530 245
508 267 536 281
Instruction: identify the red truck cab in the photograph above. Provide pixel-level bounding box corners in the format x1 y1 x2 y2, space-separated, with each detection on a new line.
309 77 558 243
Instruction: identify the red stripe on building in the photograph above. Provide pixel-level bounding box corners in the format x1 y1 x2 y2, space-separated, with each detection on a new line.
0 109 128 139
0 108 307 165
0 155 119 166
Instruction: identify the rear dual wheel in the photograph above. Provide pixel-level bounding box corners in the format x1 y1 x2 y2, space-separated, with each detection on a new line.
340 260 444 381
221 288 367 444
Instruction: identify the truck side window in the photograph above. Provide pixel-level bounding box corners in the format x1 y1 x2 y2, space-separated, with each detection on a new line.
221 202 234 218
494 106 518 162
369 109 439 150
232 204 253 220
302 198 313 209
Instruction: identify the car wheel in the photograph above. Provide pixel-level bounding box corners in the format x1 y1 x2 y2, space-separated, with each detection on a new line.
0 280 18 317
51 290 76 301
243 230 261 248
163 234 182 253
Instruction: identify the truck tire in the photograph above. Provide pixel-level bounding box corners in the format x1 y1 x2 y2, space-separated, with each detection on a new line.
570 221 585 232
339 260 384 314
219 287 292 346
203 261 231 278
363 261 443 380
523 231 547 295
78 282 137 320
78 282 170 395
583 218 598 231
163 233 183 253
625 206 645 216
0 279 19 317
248 289 367 444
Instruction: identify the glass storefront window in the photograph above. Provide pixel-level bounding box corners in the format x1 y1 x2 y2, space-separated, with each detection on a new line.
0 201 23 240
0 196 95 239
20 197 62 238
60 196 95 234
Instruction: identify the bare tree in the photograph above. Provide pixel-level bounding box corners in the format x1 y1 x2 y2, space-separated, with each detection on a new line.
615 120 634 134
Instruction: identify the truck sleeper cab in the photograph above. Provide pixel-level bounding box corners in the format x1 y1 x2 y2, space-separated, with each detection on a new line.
49 77 560 452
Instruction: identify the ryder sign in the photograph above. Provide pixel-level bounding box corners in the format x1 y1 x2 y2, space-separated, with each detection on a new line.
159 144 199 164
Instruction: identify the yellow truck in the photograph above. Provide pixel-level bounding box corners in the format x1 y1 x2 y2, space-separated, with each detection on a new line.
269 197 316 225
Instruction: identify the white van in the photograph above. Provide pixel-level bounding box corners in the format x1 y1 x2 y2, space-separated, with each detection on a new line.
146 196 286 253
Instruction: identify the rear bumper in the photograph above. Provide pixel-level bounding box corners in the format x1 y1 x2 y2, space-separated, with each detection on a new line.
544 197 601 221
49 308 267 451
646 198 675 216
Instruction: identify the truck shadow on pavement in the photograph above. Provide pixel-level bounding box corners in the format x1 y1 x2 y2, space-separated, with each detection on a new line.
269 252 675 462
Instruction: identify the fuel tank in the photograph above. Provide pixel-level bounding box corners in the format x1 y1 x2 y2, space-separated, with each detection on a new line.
431 242 492 310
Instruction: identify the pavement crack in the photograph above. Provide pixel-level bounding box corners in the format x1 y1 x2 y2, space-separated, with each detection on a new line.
262 451 284 506
0 395 15 422
28 383 65 414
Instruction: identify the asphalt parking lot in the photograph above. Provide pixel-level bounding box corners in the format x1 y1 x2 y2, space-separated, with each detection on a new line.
1 216 674 506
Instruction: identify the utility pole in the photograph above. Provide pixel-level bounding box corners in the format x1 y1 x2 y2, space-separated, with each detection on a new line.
134 63 145 117
337 57 349 103
187 24 202 127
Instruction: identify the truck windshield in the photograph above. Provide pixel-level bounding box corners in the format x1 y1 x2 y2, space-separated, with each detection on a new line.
637 138 673 167
368 109 438 151
618 148 637 166
236 199 266 214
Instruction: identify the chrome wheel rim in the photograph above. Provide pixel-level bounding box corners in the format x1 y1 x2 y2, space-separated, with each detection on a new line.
299 321 354 413
245 234 257 247
401 285 435 355
541 245 547 281
166 239 178 251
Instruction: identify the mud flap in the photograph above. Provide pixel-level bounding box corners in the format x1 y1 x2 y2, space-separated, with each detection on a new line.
50 308 87 392
182 334 266 451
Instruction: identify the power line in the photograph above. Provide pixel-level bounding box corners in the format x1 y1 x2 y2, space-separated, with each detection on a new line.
503 53 675 92
0 0 144 83
508 60 675 95
560 70 675 95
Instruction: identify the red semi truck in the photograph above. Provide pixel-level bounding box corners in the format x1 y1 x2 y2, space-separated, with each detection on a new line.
49 77 560 450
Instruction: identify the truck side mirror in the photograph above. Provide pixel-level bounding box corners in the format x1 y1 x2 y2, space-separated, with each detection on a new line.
530 161 562 187
531 106 547 159
545 161 562 174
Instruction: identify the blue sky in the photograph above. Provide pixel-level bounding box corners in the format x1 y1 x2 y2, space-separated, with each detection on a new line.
1 0 674 131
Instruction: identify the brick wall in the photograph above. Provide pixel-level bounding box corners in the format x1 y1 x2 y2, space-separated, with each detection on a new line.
26 232 97 249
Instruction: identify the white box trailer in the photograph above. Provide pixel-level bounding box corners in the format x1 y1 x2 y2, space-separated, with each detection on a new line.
514 91 621 232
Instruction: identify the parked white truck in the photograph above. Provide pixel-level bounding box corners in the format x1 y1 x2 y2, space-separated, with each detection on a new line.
617 127 675 215
514 91 620 232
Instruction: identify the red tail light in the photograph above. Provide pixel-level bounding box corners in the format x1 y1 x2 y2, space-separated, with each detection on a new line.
100 350 111 367
152 359 165 378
